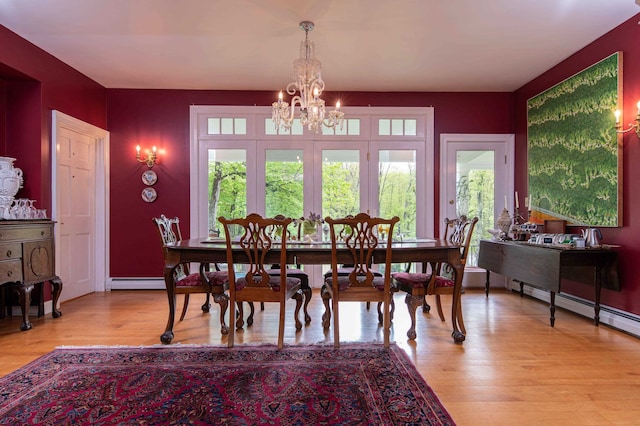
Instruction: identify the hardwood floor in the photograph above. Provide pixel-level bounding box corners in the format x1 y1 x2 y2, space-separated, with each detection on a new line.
2 288 640 425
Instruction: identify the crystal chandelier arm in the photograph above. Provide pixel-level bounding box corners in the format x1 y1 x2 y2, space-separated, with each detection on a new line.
285 82 299 96
272 94 306 130
308 79 325 95
290 95 303 110
323 108 345 130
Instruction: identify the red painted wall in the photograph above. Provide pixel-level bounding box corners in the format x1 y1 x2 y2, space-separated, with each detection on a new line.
106 90 513 277
0 25 106 208
514 14 640 314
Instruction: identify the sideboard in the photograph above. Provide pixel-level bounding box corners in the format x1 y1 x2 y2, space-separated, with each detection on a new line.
0 220 62 331
477 239 619 327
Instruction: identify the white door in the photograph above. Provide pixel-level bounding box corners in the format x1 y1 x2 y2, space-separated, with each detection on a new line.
56 127 96 301
440 134 514 277
53 111 109 300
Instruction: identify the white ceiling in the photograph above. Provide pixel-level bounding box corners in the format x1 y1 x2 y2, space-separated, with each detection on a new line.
1 0 638 92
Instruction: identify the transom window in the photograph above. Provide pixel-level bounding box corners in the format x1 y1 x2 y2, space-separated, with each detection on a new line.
264 118 362 136
378 118 417 136
207 118 247 135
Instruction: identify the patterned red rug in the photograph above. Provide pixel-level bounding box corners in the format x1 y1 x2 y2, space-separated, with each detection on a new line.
0 343 455 425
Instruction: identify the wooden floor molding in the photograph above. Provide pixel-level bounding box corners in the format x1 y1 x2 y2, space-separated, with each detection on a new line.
1 288 640 425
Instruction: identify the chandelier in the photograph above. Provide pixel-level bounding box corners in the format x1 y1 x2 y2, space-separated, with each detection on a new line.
272 21 344 134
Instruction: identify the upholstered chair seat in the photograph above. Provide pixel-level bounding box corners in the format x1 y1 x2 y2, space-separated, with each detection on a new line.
391 273 454 289
325 275 388 292
178 271 228 287
236 275 301 292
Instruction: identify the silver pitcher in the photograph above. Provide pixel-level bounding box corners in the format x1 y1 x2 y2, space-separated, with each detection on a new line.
581 228 602 247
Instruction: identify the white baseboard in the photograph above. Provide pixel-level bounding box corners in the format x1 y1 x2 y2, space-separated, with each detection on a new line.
107 278 165 290
506 281 640 338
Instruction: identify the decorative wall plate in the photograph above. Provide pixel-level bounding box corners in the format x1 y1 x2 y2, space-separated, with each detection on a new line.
141 187 157 203
142 170 157 186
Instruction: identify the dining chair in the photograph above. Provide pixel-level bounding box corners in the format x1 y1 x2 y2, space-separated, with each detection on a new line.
152 215 229 331
392 215 478 336
266 216 312 324
219 213 303 349
322 212 399 348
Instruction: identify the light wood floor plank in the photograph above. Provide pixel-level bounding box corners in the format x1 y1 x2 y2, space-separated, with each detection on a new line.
1 288 640 425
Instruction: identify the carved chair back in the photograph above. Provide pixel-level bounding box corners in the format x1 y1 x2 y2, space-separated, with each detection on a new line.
325 213 399 289
152 214 189 278
218 213 291 290
433 215 479 279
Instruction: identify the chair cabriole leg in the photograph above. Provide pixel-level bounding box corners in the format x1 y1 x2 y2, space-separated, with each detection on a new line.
293 291 303 331
405 293 423 340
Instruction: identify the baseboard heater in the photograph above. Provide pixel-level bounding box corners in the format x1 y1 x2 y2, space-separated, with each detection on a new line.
108 278 165 291
507 281 640 338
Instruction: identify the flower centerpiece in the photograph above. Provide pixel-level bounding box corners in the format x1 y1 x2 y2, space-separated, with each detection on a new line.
295 212 324 242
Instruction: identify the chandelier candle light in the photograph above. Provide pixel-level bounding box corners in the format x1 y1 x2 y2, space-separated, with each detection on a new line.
272 21 344 134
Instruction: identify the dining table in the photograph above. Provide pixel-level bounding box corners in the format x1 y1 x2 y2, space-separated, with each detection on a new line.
160 238 466 344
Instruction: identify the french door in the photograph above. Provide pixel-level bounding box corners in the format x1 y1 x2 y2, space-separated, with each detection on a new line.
440 134 514 270
257 140 428 240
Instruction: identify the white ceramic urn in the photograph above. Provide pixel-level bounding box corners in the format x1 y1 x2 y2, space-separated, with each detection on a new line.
0 156 24 210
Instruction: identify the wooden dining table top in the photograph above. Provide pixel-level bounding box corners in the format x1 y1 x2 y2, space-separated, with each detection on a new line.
164 237 462 266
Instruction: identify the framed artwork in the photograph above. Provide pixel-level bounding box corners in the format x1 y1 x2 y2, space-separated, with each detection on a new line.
527 52 622 227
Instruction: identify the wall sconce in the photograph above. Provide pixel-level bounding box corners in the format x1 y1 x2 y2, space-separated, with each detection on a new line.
614 101 640 138
136 145 157 168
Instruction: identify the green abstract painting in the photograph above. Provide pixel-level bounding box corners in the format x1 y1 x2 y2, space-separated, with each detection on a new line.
527 52 622 227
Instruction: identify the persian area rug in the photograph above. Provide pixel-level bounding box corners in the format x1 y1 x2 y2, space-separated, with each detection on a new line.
0 343 455 425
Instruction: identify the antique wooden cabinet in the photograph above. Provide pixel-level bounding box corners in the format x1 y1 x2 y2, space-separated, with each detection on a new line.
0 220 62 330
478 239 619 327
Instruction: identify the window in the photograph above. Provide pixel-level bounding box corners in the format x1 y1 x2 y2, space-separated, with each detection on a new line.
265 149 304 218
378 118 417 136
207 118 247 135
207 149 247 236
191 106 435 251
378 149 417 239
321 149 361 219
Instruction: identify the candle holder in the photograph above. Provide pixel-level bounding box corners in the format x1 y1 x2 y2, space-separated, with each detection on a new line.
614 102 640 138
512 208 527 225
504 207 531 241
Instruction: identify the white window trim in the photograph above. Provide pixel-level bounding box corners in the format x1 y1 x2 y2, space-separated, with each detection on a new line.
190 106 434 238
